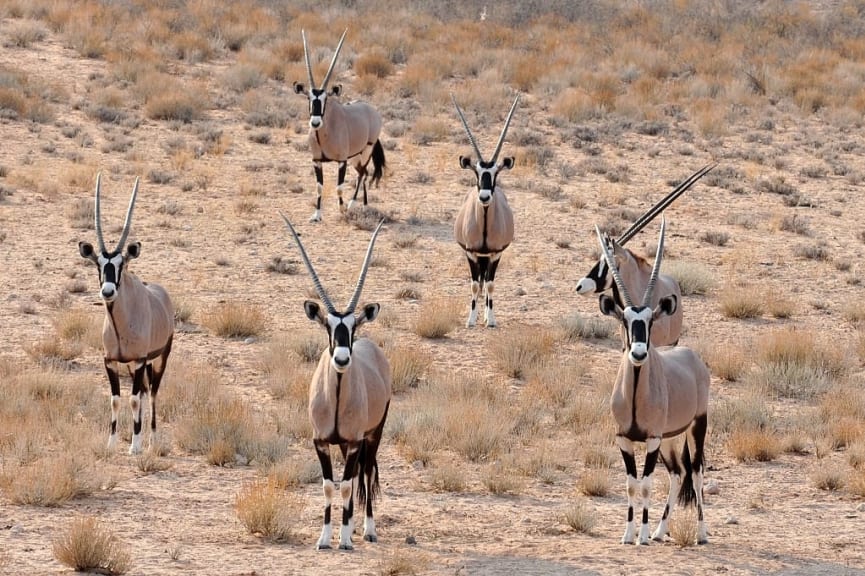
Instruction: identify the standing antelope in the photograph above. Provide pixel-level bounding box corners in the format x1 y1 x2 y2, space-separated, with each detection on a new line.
293 29 386 222
452 94 519 328
576 163 716 346
279 214 391 550
595 218 710 545
78 173 174 455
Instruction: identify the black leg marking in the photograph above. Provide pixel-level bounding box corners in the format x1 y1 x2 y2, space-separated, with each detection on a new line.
148 336 172 433
105 359 121 436
131 362 147 437
337 162 347 206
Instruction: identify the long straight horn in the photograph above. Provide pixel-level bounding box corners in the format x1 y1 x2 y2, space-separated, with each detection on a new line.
94 172 107 253
618 162 716 245
114 177 139 253
490 93 520 164
595 225 633 308
279 212 336 314
641 217 667 307
451 94 483 161
320 28 347 90
301 29 315 87
346 219 385 313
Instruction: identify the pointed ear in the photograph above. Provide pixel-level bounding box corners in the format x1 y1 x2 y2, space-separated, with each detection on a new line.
356 303 380 327
330 84 342 96
500 157 515 170
599 294 621 318
293 82 306 94
304 300 327 325
459 156 474 170
126 242 141 259
654 295 678 319
78 241 97 261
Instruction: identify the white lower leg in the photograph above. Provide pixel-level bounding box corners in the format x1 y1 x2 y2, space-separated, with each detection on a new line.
363 515 377 542
129 393 142 455
652 473 679 541
310 183 323 222
337 184 348 211
316 479 335 549
694 470 708 543
484 281 496 327
338 481 354 550
638 475 654 545
108 395 120 450
622 475 639 544
467 281 480 327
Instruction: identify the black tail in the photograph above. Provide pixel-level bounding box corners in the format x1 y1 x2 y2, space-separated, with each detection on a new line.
370 139 385 186
677 440 697 507
356 402 389 510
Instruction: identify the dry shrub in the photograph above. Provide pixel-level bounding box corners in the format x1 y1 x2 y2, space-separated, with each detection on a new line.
265 457 320 488
25 334 82 367
670 507 699 548
410 116 450 146
563 499 596 534
235 478 303 542
53 516 131 575
145 89 205 123
663 260 714 296
490 326 556 379
429 461 466 493
387 343 431 393
752 328 847 400
67 197 94 229
482 462 524 495
558 312 615 341
698 340 748 382
819 382 865 448
2 454 99 506
378 547 429 576
719 285 764 319
727 428 780 463
523 358 596 428
412 297 461 338
355 49 393 78
204 301 266 338
135 451 172 474
577 467 611 497
812 464 845 491
711 392 772 437
54 307 101 348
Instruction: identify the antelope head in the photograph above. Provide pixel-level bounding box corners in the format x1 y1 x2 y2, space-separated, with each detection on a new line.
452 94 519 207
597 218 677 366
280 213 384 373
78 173 140 304
293 29 347 130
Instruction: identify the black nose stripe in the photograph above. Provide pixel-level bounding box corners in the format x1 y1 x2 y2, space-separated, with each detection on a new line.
479 172 493 191
631 319 647 344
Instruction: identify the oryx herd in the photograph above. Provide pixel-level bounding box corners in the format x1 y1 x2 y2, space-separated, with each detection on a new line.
74 28 718 550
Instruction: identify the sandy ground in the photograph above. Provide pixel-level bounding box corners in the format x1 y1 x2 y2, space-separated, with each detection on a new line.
1 16 865 576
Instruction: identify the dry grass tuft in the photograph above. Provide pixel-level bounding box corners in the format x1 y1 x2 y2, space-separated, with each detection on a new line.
670 507 699 548
53 516 131 575
2 454 99 505
811 465 845 491
429 461 467 493
235 478 303 542
727 428 781 463
559 311 615 341
577 467 611 497
663 260 715 296
698 340 748 382
563 498 596 534
482 462 524 495
719 285 764 319
412 297 461 338
387 343 431 393
377 547 428 576
490 326 556 379
203 301 266 338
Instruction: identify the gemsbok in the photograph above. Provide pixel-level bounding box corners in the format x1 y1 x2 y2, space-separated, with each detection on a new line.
279 214 391 550
293 29 386 222
576 163 716 346
78 173 174 455
595 218 710 545
452 93 519 328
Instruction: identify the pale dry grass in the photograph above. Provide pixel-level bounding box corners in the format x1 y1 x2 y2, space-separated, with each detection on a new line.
53 516 131 575
697 340 749 382
670 507 699 548
577 467 611 497
563 498 596 534
719 285 764 319
490 325 556 379
727 428 781 463
663 260 714 296
386 343 432 393
412 297 461 338
203 301 266 338
2 454 100 506
235 478 303 542
428 461 466 493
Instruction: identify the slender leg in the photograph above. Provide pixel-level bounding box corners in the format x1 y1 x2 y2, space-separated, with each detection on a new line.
105 359 121 451
148 337 172 449
652 438 683 541
348 164 368 209
310 161 324 222
466 254 481 327
360 405 387 543
617 435 638 544
638 437 662 545
314 440 335 550
129 361 147 454
485 255 501 327
691 414 709 544
336 162 348 211
339 443 361 550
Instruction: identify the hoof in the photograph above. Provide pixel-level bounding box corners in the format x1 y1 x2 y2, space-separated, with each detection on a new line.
338 544 354 551
363 534 377 543
698 538 709 545
316 544 332 550
485 322 497 328
309 217 321 223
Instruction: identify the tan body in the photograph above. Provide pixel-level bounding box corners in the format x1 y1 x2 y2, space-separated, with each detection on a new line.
308 99 382 166
454 189 514 255
309 338 391 443
102 272 174 363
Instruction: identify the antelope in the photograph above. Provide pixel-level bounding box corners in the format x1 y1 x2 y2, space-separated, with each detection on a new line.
452 93 519 328
279 214 391 550
576 163 716 346
78 173 174 455
595 218 710 546
293 29 386 222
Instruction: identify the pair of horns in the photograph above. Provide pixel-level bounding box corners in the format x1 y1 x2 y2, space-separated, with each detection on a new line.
94 172 139 254
280 213 383 315
617 162 716 246
452 93 520 165
302 29 347 91
596 218 666 309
